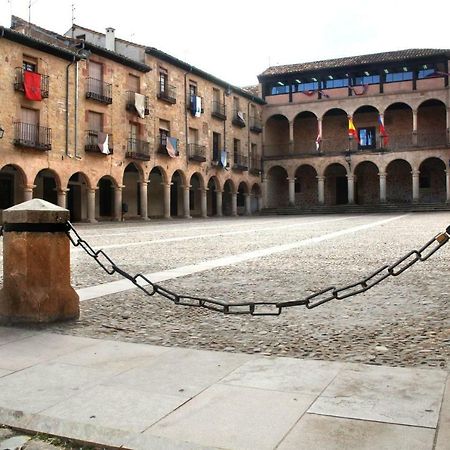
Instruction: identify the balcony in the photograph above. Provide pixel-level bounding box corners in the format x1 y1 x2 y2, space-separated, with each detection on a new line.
249 157 263 175
188 143 207 162
232 153 248 171
250 116 263 133
187 95 204 115
232 110 246 128
86 78 112 104
126 138 151 160
211 101 226 120
13 122 52 151
157 135 179 156
211 148 229 168
14 68 49 99
85 130 113 154
157 85 176 104
125 91 150 116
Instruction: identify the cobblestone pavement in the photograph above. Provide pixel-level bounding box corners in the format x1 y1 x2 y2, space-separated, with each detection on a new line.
5 212 450 369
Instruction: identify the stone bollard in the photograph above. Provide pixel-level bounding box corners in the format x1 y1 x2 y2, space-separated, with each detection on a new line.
0 199 79 323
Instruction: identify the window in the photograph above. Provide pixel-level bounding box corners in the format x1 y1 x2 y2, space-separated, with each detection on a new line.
88 111 102 132
324 77 348 89
188 127 198 145
385 69 413 82
189 82 197 98
127 74 140 92
251 143 257 158
213 88 220 103
213 132 221 151
295 81 319 92
88 61 102 80
159 69 168 93
22 60 37 72
159 119 170 146
353 74 380 85
233 138 241 161
417 63 446 79
270 84 289 95
358 127 376 150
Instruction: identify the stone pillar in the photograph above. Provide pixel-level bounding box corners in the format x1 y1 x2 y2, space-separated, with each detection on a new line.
139 181 149 220
231 192 238 216
23 185 35 202
412 109 418 146
412 170 420 203
289 120 294 154
379 172 387 203
261 176 268 209
57 189 68 209
114 186 123 221
244 193 251 215
288 177 296 206
201 188 208 218
347 175 355 204
183 185 192 219
0 199 79 323
317 176 325 205
216 190 223 217
163 183 171 219
446 170 450 203
257 196 262 212
87 188 97 223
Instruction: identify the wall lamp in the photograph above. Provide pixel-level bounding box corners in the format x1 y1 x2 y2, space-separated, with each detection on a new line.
0 126 4 139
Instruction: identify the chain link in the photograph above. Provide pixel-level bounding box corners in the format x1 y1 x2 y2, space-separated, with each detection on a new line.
61 221 450 315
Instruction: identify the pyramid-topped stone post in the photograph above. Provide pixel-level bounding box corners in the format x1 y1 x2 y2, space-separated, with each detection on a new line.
0 199 79 323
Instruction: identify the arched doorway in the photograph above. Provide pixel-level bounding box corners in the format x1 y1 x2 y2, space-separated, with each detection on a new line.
97 176 116 219
250 184 262 213
264 115 290 157
33 169 59 205
148 167 165 218
294 164 318 206
67 172 89 222
0 164 26 210
237 182 249 215
386 159 412 203
353 105 379 151
324 163 348 205
207 177 218 216
122 163 141 219
321 108 348 153
190 173 203 217
170 170 185 218
223 179 234 216
266 166 288 208
419 157 446 203
354 161 379 204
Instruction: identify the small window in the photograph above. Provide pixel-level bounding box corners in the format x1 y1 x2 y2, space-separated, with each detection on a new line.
22 56 37 72
189 82 197 98
213 132 221 151
159 69 168 93
358 127 376 150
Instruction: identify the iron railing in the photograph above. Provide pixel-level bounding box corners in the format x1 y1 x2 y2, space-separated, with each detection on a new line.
156 135 179 156
249 116 263 133
249 156 263 175
126 138 151 160
125 91 149 116
233 153 248 171
86 78 112 104
188 143 207 162
232 110 246 127
157 85 177 104
212 148 229 168
13 122 52 150
212 101 226 120
14 68 49 98
85 130 113 154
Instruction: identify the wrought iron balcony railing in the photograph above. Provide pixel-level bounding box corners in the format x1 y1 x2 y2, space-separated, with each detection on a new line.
85 130 113 154
125 91 150 116
232 110 246 128
249 116 263 133
156 135 179 156
86 78 112 104
188 143 206 162
126 138 151 160
211 101 226 120
249 156 263 175
212 148 229 168
14 68 49 98
157 85 177 104
232 153 248 171
13 122 52 150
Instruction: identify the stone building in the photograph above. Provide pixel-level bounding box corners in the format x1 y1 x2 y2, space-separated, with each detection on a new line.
0 18 264 222
258 50 450 209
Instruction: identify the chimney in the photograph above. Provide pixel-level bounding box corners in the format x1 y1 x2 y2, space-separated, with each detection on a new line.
105 27 115 52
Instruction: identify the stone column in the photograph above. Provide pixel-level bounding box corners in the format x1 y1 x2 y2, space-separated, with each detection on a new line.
163 182 171 219
317 176 325 205
113 186 123 221
216 190 223 217
379 172 387 203
446 170 450 203
87 188 97 223
231 192 238 216
412 109 418 146
244 193 251 215
288 177 296 206
57 189 68 209
0 199 79 323
201 188 208 218
257 195 262 212
23 185 35 202
183 185 192 219
139 181 149 220
412 170 420 203
289 120 294 154
347 175 355 204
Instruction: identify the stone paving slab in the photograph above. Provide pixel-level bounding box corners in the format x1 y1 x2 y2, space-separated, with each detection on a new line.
435 376 450 450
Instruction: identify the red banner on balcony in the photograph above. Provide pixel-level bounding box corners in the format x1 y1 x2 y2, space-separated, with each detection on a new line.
23 71 42 101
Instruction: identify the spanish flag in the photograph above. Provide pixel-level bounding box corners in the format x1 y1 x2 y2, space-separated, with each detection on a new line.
348 116 359 143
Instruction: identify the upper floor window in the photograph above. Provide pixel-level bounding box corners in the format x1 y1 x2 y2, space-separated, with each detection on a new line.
295 81 319 92
23 60 37 72
159 68 168 93
353 74 380 85
127 74 140 93
417 62 446 79
385 68 413 82
270 83 289 95
189 82 197 98
88 61 103 81
358 127 376 150
324 77 348 89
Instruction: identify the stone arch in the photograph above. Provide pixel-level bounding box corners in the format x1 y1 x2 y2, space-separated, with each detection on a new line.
354 161 380 205
266 165 288 208
324 163 348 205
353 105 380 151
384 102 413 150
96 175 117 219
250 183 262 213
237 181 249 215
33 169 61 205
189 172 204 217
122 163 142 219
294 164 318 206
0 164 28 209
207 176 220 216
223 178 235 216
67 171 90 222
386 159 412 203
264 114 290 157
148 166 166 218
417 99 447 147
293 110 318 154
321 108 349 153
170 169 186 218
418 157 447 203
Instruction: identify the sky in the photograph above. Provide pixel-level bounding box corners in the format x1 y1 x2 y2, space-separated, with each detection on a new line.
1 0 449 87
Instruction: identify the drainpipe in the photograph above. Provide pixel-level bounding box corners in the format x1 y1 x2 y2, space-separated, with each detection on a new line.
247 100 251 167
74 59 79 158
65 55 76 156
184 67 192 165
223 88 228 164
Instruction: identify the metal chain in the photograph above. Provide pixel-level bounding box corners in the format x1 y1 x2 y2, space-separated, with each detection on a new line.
63 221 450 316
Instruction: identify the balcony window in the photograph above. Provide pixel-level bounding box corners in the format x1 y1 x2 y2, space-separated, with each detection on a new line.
85 130 113 154
14 67 49 99
126 91 150 116
358 127 376 150
353 74 380 85
232 110 246 128
188 143 206 162
86 78 112 104
270 84 289 95
126 138 151 161
157 72 176 104
385 69 413 82
13 122 52 151
212 100 226 120
250 116 263 133
324 77 348 89
295 81 320 92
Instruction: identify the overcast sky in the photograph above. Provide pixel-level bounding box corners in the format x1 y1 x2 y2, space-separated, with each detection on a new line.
1 0 449 87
